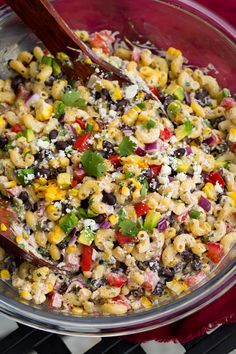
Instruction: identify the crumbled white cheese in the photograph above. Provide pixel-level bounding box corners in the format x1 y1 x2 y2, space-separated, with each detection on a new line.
176 173 187 182
83 219 99 231
170 136 177 144
37 139 50 149
58 150 66 158
215 181 223 194
24 173 35 182
160 164 172 176
109 109 117 118
124 84 138 99
158 176 170 185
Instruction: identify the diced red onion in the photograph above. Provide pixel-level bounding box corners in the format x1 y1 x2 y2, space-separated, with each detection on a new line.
100 220 111 229
168 176 174 182
203 136 215 146
26 93 40 106
158 218 168 232
68 125 77 139
65 279 85 293
145 141 157 152
198 195 211 212
68 228 77 246
184 92 191 104
136 146 146 156
122 127 133 136
59 114 65 123
185 146 192 156
132 47 140 62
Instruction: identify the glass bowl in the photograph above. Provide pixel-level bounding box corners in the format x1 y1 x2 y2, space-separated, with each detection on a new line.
0 0 235 337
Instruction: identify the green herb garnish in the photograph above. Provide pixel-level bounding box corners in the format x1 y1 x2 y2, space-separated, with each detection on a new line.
80 150 106 177
146 119 156 130
119 136 136 157
118 218 139 236
189 210 201 219
54 101 65 119
137 102 146 110
62 89 86 108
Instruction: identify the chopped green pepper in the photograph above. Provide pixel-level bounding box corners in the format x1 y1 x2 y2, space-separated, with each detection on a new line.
189 210 201 219
165 83 185 101
24 129 35 142
217 88 230 104
78 227 95 246
167 100 182 117
54 101 65 119
41 55 53 66
144 211 161 230
59 212 78 235
146 119 156 129
136 102 146 110
175 119 193 141
52 59 61 76
85 123 93 132
16 168 35 185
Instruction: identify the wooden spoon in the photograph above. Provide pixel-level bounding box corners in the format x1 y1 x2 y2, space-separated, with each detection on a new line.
5 0 131 84
0 201 65 273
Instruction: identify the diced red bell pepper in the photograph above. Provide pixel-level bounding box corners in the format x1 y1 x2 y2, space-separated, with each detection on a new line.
107 273 127 288
160 127 173 141
81 245 93 272
11 124 23 133
115 230 133 245
149 164 162 177
208 171 225 187
73 167 86 183
89 33 110 54
142 281 153 291
177 211 189 224
207 242 224 263
185 271 206 286
220 97 236 109
74 132 91 151
108 154 121 168
76 118 86 129
148 85 160 98
48 291 63 308
134 202 150 217
71 180 78 188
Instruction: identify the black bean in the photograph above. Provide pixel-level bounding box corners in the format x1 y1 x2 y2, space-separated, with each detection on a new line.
158 266 174 280
173 262 185 272
0 136 8 149
4 256 21 273
211 116 225 129
181 249 195 262
174 148 186 157
191 256 202 271
80 198 89 209
136 261 149 270
58 281 69 294
18 191 29 202
95 91 101 100
24 200 33 211
215 141 229 154
101 88 112 102
94 214 105 223
49 129 58 140
11 75 24 93
102 191 116 205
55 141 68 151
148 178 159 192
90 278 107 290
148 260 159 272
103 140 115 155
152 283 164 296
140 169 152 179
195 89 210 107
115 99 127 112
130 288 145 297
162 95 174 110
57 240 68 250
45 76 55 87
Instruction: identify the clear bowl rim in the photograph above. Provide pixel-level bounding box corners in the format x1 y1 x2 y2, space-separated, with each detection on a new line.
0 0 235 336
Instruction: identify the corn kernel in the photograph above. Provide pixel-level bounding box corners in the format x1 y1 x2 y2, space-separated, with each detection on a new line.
122 106 141 126
87 118 100 132
56 52 69 60
16 234 23 244
191 100 206 117
20 290 32 301
203 182 217 200
57 173 71 189
132 189 141 200
23 232 29 239
227 192 236 207
38 177 47 186
140 296 152 308
45 184 66 201
166 47 182 59
72 307 83 315
0 269 10 280
50 244 61 261
68 189 79 197
48 225 66 244
35 101 53 121
5 181 17 189
66 245 77 254
111 87 123 101
0 116 6 132
32 266 50 282
84 57 92 64
203 128 212 136
46 282 54 293
121 186 130 196
228 128 236 143
0 224 7 231
108 214 118 225
176 160 190 173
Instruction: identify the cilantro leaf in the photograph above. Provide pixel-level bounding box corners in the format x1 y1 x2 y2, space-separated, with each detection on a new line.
62 89 87 108
80 150 106 177
119 136 136 157
184 119 193 134
118 218 139 236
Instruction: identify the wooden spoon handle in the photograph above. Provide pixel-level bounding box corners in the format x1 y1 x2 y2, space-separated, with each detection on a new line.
6 0 130 83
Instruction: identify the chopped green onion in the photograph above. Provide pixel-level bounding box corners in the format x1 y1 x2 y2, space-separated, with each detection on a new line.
146 119 156 129
189 210 201 219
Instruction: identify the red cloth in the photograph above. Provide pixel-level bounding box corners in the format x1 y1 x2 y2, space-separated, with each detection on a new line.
126 286 236 343
0 0 235 344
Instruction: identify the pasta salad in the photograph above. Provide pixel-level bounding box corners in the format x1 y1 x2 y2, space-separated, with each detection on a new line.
0 29 235 315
